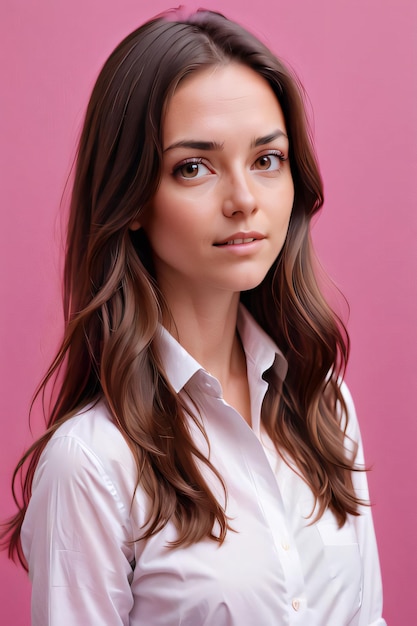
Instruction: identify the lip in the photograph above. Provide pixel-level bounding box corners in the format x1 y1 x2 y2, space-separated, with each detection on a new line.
213 231 266 246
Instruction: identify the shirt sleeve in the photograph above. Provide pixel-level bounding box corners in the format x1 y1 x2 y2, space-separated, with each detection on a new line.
341 382 387 626
21 434 136 626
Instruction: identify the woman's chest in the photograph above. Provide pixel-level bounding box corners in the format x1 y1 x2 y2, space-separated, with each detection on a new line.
128 429 363 625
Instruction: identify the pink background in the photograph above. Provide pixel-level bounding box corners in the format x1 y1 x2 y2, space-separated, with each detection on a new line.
1 0 416 623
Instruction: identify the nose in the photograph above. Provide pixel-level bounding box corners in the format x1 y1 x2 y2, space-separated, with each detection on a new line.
222 171 257 218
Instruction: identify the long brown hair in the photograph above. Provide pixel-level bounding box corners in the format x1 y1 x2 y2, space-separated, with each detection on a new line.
3 9 361 569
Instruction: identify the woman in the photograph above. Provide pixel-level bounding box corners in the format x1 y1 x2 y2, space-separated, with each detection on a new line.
2 8 386 625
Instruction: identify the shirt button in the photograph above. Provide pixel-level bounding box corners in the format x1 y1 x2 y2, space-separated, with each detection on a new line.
281 541 290 551
292 599 301 611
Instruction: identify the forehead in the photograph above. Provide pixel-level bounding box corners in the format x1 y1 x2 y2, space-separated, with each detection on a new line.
162 63 287 142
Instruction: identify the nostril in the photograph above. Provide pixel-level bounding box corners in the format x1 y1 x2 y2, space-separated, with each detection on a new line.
222 196 257 217
223 200 234 214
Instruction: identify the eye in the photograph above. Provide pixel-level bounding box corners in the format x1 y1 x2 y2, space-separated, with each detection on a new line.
173 159 212 180
252 151 286 172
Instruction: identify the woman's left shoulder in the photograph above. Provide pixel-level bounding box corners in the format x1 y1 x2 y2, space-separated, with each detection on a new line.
339 379 355 409
338 379 359 429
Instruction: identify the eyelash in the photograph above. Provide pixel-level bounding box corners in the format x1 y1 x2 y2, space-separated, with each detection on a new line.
254 150 287 169
261 149 286 162
172 150 288 179
172 158 208 177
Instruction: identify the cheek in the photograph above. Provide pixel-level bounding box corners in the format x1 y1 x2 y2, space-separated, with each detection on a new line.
142 192 178 240
284 175 295 207
271 180 294 224
142 197 198 261
283 180 295 222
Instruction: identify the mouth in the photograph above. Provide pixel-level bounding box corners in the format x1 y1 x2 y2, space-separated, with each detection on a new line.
213 232 265 246
214 237 256 246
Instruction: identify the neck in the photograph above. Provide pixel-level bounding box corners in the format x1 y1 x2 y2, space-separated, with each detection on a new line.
162 290 243 386
161 286 252 425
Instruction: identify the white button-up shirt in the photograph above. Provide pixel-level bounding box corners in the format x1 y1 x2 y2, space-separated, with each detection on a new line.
22 306 386 625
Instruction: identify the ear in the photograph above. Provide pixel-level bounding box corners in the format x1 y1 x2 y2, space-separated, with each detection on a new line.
129 220 141 231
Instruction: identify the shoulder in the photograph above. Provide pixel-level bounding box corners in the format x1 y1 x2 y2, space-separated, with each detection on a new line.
337 380 366 467
36 401 138 496
338 380 359 432
22 403 142 578
50 400 124 446
339 379 355 413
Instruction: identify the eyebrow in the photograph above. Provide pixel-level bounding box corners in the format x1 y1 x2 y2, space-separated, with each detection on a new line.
164 140 224 152
251 129 288 148
163 129 288 153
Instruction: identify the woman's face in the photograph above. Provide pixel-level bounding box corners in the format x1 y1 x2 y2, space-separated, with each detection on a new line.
141 62 294 304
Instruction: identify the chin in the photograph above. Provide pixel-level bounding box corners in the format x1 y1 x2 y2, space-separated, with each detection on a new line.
229 272 270 293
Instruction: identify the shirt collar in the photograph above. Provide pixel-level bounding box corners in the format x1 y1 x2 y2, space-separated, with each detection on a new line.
155 305 288 394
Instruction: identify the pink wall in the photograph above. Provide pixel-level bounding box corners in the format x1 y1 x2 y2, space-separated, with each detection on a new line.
1 0 415 623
